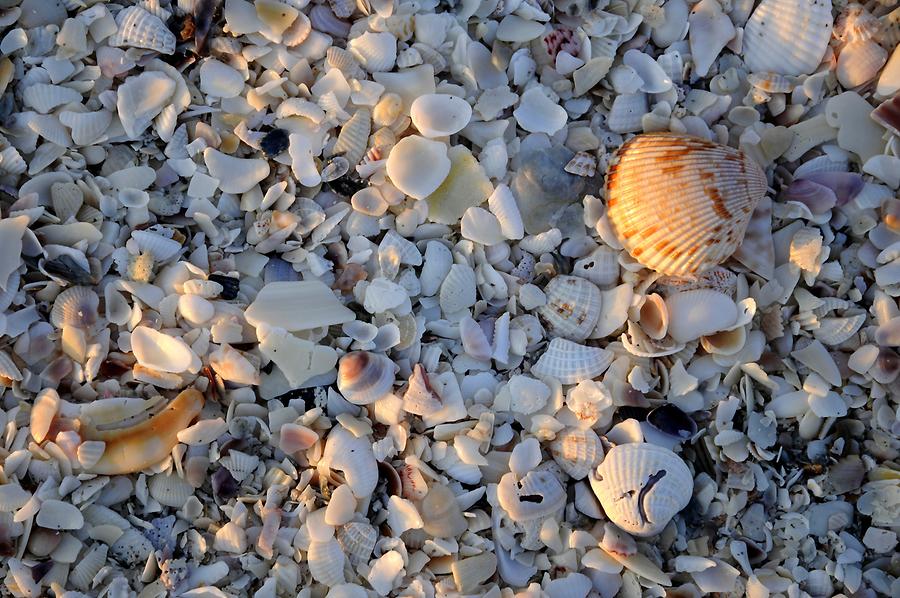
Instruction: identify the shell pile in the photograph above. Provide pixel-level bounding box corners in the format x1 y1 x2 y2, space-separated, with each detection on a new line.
0 0 899 596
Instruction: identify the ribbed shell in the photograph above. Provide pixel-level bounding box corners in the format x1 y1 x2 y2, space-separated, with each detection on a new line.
50 286 99 328
51 181 84 222
496 471 566 522
537 275 602 341
606 134 767 276
110 6 176 54
308 538 347 586
148 473 194 507
22 83 82 114
589 443 692 537
333 108 371 167
531 338 613 385
550 427 603 480
59 110 113 147
70 544 109 591
837 39 888 88
742 0 833 76
336 521 377 565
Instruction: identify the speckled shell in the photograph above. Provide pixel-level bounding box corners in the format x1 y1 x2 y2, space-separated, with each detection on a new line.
531 338 613 385
550 427 603 480
148 473 194 507
606 134 767 276
589 443 693 537
742 0 833 76
537 275 602 341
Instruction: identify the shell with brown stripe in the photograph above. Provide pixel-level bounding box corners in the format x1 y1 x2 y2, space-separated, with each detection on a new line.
606 133 767 276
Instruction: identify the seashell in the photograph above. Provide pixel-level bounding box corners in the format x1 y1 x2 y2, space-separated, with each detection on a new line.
214 521 248 554
209 344 260 385
204 148 270 194
742 0 833 76
531 338 614 384
688 0 736 77
131 229 182 262
420 241 453 297
117 71 176 139
496 471 566 521
50 181 84 223
77 441 106 469
386 135 451 199
50 286 99 328
872 94 900 137
623 49 673 94
337 351 395 405
837 39 888 88
0 349 22 383
488 184 525 241
199 58 245 98
22 83 82 114
348 31 397 72
514 87 568 135
665 290 738 343
373 92 402 128
0 146 26 175
309 538 347 586
70 544 108 591
550 427 603 480
646 404 697 439
564 152 597 177
131 325 201 373
589 443 693 537
110 6 176 54
572 246 619 288
606 134 767 276
798 171 864 206
403 363 442 415
607 93 647 134
439 264 477 315
537 275 602 341
461 207 504 246
310 4 351 38
320 426 379 498
836 3 882 43
813 314 866 345
410 94 473 138
781 179 837 214
37 499 84 530
246 281 355 331
148 473 194 507
337 521 377 565
220 450 260 482
638 293 668 340
421 484 468 537
877 46 900 99
747 72 799 93
334 108 371 167
0 483 30 511
30 388 59 444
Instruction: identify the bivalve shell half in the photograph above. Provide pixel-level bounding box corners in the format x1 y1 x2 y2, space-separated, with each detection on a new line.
664 289 738 343
110 6 176 54
410 94 473 138
496 471 566 521
320 426 379 498
590 443 693 537
551 427 603 480
606 134 767 276
36 499 84 530
742 0 833 76
50 286 99 329
531 338 614 384
537 275 602 341
337 351 395 405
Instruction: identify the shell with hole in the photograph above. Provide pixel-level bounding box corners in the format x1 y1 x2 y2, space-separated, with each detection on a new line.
589 442 693 537
537 275 602 341
606 134 768 276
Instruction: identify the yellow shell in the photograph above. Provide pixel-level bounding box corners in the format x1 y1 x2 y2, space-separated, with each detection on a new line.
606 134 767 276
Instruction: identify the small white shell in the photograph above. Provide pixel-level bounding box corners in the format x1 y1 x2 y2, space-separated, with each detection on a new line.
439 264 477 315
403 363 442 415
531 338 614 384
309 538 348 586
130 325 201 374
204 148 270 194
0 484 30 511
36 499 84 530
607 93 648 134
69 544 108 591
550 427 603 480
109 6 176 54
496 471 566 521
589 443 693 537
386 135 450 199
117 71 176 138
131 229 182 262
410 94 473 138
488 184 525 241
50 286 99 329
220 450 260 482
420 484 468 537
320 426 379 498
148 473 194 508
50 181 84 222
22 83 82 114
348 31 397 72
337 351 395 405
537 275 602 341
214 521 248 554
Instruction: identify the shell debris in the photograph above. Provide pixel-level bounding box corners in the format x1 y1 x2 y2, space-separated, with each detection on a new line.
0 0 898 595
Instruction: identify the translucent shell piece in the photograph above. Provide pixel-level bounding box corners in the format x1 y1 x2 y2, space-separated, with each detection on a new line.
606 134 767 276
537 275 602 341
742 0 833 76
531 338 614 384
589 443 693 537
109 6 177 54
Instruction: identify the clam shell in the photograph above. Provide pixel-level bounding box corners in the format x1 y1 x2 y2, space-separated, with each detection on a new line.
50 286 99 328
537 275 602 341
410 93 473 138
109 6 176 54
50 181 84 222
589 443 693 537
131 229 182 262
496 471 566 521
69 544 108 591
837 39 888 88
130 325 201 374
348 31 397 72
439 264 477 315
0 146 26 175
204 148 270 194
22 83 82 114
333 108 371 168
309 538 347 586
336 521 377 565
550 427 603 480
148 473 194 508
0 484 30 511
214 521 248 554
337 351 395 405
77 441 106 469
421 484 468 537
742 0 833 76
220 450 260 483
606 134 767 276
117 71 176 138
386 135 450 199
531 338 614 384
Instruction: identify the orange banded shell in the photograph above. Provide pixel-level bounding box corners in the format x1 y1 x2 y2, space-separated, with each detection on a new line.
606 134 767 276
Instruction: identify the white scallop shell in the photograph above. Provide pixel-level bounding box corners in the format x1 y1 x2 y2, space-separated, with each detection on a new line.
148 473 194 508
607 93 647 134
572 246 619 288
50 181 84 222
550 427 603 480
348 31 397 72
461 207 504 246
837 39 888 88
589 443 693 537
109 6 176 54
320 426 379 498
537 275 602 341
386 135 451 199
410 93 473 138
606 134 767 276
496 471 566 521
131 229 182 262
337 351 395 405
22 83 82 114
0 146 26 175
220 450 260 482
50 286 99 328
531 338 614 384
333 108 371 167
742 0 833 76
336 521 377 565
813 314 866 345
309 538 348 586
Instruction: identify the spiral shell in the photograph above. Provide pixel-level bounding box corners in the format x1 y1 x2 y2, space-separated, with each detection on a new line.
537 275 602 341
742 0 833 76
589 443 692 537
606 134 767 276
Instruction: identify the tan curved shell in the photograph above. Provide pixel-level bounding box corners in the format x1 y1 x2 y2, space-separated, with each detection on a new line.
537 275 602 341
550 427 603 480
589 443 693 537
606 134 767 276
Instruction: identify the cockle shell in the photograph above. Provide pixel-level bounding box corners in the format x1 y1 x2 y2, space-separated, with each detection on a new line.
606 134 768 276
337 521 377 565
742 0 833 76
309 538 347 586
531 338 614 384
110 6 176 54
22 83 82 114
537 275 602 341
497 471 566 521
320 426 379 498
589 443 693 537
50 286 99 328
337 351 395 405
550 427 603 480
334 108 371 167
348 31 397 72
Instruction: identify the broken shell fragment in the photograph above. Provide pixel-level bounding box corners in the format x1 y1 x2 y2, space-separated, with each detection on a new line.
337 351 396 405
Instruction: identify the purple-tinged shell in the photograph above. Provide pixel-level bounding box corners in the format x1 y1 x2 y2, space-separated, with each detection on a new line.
310 5 350 38
798 171 865 206
211 467 239 500
264 257 299 284
646 404 697 439
871 94 900 138
781 179 838 214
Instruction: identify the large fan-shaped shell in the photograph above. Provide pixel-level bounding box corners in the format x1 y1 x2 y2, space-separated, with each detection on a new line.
606 134 767 276
742 0 833 76
109 6 176 54
531 338 613 384
537 275 602 341
589 443 692 537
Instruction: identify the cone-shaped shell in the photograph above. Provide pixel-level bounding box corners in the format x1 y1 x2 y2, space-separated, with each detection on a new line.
606 134 767 276
742 0 833 76
589 443 692 537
